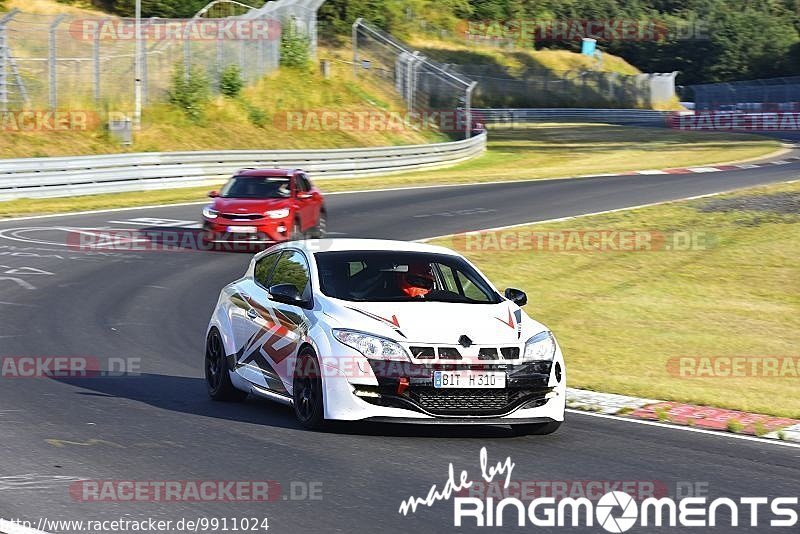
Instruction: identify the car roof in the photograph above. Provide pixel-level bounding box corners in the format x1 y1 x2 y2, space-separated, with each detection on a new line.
235 168 301 178
263 238 463 257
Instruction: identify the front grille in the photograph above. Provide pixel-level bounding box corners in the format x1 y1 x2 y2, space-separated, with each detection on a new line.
438 347 462 360
501 347 520 359
478 347 499 360
410 346 435 359
416 389 509 414
219 213 263 220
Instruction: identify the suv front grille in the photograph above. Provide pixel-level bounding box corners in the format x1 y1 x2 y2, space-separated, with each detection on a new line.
219 213 263 220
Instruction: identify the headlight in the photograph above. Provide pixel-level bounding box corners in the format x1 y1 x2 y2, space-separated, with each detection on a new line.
332 329 409 361
523 331 556 361
265 208 290 219
202 206 219 219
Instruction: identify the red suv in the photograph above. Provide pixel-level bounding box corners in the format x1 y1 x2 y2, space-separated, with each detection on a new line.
201 169 326 245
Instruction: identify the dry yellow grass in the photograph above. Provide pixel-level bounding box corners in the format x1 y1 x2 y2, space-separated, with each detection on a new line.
432 181 800 418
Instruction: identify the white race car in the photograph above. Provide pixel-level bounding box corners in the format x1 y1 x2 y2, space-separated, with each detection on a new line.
205 239 566 434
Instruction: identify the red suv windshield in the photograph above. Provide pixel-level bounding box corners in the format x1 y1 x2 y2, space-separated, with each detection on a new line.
221 176 292 199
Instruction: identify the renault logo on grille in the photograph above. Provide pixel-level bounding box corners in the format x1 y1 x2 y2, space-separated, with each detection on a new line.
458 335 473 348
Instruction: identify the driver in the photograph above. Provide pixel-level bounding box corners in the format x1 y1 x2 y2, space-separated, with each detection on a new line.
397 263 434 298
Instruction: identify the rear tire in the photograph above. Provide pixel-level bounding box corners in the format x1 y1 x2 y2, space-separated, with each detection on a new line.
510 420 562 436
292 349 326 430
205 328 247 402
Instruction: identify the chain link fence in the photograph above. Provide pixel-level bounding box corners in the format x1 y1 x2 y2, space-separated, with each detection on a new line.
688 76 800 111
0 0 324 112
352 18 477 139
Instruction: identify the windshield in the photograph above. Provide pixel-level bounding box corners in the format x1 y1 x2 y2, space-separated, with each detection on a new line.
315 250 502 303
220 176 291 199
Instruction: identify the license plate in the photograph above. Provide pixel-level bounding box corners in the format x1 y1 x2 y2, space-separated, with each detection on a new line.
433 371 506 389
227 226 257 233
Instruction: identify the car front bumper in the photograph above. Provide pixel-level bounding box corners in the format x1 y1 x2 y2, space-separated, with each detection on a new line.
319 350 567 424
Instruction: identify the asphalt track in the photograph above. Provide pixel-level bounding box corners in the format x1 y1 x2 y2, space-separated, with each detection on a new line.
0 162 799 534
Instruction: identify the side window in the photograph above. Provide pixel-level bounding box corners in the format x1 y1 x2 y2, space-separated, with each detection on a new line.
295 175 310 193
270 251 311 301
456 271 487 301
436 264 459 293
254 252 281 288
299 174 312 191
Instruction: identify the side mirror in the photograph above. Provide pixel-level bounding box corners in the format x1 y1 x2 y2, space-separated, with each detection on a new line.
269 283 309 307
208 190 219 198
296 192 312 200
504 288 527 307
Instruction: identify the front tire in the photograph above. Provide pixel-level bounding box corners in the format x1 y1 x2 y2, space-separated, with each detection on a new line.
289 219 303 241
205 328 248 402
312 211 327 239
510 420 562 436
292 349 326 430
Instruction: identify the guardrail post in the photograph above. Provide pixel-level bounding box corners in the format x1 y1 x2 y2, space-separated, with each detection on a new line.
49 15 67 111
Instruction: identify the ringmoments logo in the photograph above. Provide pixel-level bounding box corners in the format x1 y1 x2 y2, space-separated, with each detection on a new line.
398 447 799 531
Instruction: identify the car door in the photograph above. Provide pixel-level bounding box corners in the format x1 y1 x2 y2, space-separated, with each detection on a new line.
228 250 286 392
294 173 319 231
244 249 313 395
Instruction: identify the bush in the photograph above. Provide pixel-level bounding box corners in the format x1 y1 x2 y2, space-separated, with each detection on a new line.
280 22 311 68
219 65 244 98
247 106 269 128
168 65 210 121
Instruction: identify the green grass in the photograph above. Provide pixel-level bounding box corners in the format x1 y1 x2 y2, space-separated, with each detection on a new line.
0 124 780 218
432 181 800 418
407 36 641 77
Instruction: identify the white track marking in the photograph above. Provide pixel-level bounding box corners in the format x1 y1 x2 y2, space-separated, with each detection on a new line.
567 410 800 449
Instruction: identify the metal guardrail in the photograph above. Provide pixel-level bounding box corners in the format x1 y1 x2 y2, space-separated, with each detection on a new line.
475 108 675 127
0 133 486 201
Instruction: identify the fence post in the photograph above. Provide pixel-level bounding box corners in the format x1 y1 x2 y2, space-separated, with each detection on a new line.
183 19 195 79
352 18 363 77
465 81 476 139
0 10 19 113
406 51 420 114
49 14 67 112
93 19 104 103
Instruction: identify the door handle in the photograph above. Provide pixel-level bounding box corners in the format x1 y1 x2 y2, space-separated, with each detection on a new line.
246 308 259 320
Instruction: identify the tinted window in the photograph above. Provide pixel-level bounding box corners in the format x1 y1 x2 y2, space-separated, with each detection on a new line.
270 251 311 301
296 174 311 193
254 252 281 287
221 177 291 199
315 251 500 303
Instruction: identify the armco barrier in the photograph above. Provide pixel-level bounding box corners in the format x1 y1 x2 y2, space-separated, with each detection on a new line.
0 133 486 201
475 108 676 127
